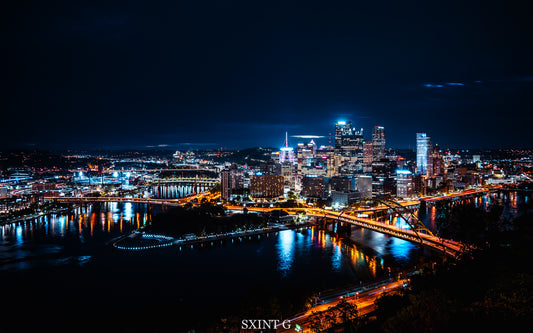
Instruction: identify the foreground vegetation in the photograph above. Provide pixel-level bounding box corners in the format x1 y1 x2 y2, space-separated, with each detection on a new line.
359 197 533 333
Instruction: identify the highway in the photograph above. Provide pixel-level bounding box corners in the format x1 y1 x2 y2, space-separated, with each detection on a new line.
276 279 408 332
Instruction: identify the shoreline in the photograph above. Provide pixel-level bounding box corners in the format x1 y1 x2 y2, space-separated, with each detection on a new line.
0 207 72 226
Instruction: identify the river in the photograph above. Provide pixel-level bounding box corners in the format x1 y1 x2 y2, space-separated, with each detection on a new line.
0 191 529 332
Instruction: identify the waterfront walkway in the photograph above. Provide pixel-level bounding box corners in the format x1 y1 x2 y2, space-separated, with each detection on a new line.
112 223 312 251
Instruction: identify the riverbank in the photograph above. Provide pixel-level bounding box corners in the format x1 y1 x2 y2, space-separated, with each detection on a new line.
0 207 71 226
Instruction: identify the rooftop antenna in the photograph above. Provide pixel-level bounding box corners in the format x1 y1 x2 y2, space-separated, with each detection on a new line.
285 131 289 148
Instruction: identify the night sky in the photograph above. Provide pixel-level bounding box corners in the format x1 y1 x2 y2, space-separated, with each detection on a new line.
2 0 532 150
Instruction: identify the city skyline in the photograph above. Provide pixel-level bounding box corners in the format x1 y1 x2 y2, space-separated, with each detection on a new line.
2 2 532 332
3 1 532 150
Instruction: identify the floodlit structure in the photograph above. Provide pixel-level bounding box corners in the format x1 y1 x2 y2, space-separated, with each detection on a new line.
416 133 432 175
396 169 413 198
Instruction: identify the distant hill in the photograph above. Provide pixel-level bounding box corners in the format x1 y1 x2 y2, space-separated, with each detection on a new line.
215 147 274 166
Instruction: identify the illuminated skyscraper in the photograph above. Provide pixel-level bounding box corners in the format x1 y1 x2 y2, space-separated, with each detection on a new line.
431 145 444 176
396 169 413 198
221 169 231 200
335 121 363 150
334 121 364 176
221 164 244 200
363 141 373 173
279 132 295 164
416 133 432 175
372 126 386 162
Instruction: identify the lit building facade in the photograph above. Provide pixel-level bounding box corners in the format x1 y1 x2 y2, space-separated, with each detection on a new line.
416 133 432 175
396 170 413 198
334 121 364 176
221 165 244 200
372 126 386 162
301 176 325 199
363 141 373 173
371 159 397 198
431 145 444 176
250 174 284 200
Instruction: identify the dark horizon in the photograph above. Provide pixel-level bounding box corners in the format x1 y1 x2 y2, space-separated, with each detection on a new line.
2 1 532 150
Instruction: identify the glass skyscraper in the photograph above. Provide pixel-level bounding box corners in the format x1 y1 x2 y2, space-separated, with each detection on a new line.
372 126 386 161
416 133 432 175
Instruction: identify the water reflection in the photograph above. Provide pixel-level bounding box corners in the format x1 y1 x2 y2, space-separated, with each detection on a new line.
149 185 209 199
302 228 396 279
387 237 416 262
331 239 342 272
418 191 532 232
277 230 294 276
0 202 153 272
16 225 22 244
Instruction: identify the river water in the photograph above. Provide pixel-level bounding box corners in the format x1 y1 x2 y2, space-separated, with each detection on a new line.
0 191 529 332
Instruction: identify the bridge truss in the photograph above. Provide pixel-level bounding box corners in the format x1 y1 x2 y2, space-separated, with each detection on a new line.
339 198 434 243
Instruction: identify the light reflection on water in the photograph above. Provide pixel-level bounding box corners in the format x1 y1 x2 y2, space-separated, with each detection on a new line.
387 237 416 262
149 184 211 199
417 191 532 233
4 191 527 276
0 202 152 272
331 240 343 272
276 227 408 280
277 230 294 276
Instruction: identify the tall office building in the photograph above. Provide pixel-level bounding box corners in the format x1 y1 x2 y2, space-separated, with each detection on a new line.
431 145 444 176
416 133 432 175
221 169 231 200
396 170 413 198
334 121 350 149
335 121 364 150
363 141 373 173
221 165 244 200
334 121 364 176
371 159 397 198
372 126 386 162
